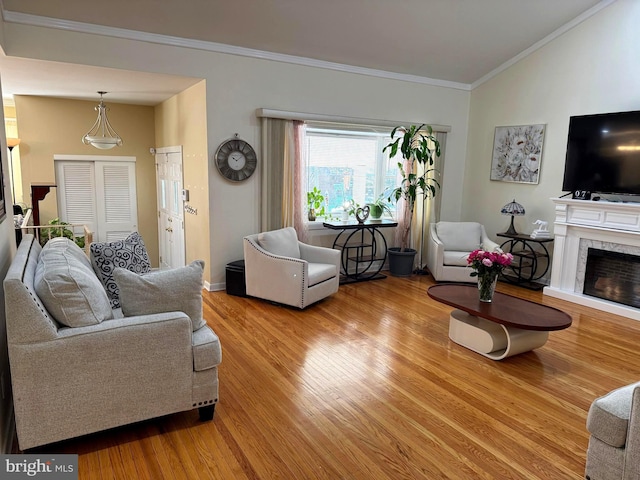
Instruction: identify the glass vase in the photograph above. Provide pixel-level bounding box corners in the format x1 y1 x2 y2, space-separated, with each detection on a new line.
478 273 498 303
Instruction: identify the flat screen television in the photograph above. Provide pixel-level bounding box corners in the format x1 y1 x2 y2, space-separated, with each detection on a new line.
562 110 640 196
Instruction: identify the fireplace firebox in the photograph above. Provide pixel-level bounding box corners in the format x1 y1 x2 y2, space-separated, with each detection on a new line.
583 248 640 309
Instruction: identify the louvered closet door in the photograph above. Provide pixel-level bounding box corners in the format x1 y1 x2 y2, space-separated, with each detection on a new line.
56 160 137 242
56 162 98 236
95 162 138 242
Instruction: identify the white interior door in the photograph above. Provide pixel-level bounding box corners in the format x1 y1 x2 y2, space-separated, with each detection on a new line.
156 147 185 269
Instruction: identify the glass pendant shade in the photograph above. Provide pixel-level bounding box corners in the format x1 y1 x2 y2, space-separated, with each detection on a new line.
82 92 122 149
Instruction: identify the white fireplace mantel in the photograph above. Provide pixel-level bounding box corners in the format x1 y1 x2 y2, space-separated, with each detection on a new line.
544 198 640 321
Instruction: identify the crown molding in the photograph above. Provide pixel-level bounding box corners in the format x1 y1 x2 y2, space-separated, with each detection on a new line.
2 0 617 93
2 10 472 92
471 0 618 90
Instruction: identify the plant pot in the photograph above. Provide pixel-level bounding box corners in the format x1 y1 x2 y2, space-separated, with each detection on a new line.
388 247 417 277
308 209 316 221
368 204 383 219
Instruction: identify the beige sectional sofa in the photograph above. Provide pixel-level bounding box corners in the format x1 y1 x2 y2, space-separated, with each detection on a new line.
4 234 221 450
586 382 640 479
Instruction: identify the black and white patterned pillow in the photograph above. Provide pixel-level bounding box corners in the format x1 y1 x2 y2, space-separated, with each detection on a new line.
90 232 151 308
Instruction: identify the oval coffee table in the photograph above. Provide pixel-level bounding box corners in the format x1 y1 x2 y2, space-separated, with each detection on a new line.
427 284 572 360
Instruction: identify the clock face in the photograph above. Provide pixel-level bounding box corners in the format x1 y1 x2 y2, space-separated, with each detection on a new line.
214 137 257 182
228 152 246 171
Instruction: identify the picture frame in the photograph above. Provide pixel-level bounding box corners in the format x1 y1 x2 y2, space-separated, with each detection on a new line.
490 124 545 184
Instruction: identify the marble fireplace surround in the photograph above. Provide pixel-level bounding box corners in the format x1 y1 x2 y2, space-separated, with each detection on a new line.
544 198 640 321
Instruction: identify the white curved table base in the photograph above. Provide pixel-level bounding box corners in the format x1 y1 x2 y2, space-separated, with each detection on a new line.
448 309 549 360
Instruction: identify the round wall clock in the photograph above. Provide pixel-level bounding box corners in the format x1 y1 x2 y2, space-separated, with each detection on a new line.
214 134 257 182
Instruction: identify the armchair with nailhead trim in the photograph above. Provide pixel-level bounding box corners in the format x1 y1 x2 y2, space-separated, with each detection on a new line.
243 227 340 309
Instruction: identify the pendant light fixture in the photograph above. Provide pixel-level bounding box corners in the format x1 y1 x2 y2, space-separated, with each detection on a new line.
82 91 123 149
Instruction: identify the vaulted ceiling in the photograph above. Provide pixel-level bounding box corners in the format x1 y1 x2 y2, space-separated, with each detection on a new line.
0 0 612 103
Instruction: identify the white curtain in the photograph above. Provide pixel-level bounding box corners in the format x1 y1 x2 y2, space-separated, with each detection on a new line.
283 121 308 241
261 117 286 231
261 118 308 240
396 131 447 270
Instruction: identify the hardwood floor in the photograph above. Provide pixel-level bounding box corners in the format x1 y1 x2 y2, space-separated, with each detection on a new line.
40 275 640 479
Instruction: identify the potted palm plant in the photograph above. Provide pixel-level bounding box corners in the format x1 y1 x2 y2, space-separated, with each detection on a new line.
383 124 441 276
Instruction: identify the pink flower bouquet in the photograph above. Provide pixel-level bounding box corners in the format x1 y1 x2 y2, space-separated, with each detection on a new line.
467 249 513 278
467 249 513 301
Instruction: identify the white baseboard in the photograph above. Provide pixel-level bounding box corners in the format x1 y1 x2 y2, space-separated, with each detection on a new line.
205 281 225 292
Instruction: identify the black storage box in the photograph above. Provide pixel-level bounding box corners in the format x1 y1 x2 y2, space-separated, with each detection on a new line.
225 260 246 297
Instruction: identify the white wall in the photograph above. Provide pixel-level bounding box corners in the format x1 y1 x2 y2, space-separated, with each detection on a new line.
0 88 19 453
465 0 640 243
2 22 471 287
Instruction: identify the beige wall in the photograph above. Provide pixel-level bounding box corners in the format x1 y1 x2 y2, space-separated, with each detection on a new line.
0 89 17 455
13 96 159 265
0 19 19 455
3 15 472 289
464 0 639 247
3 0 634 291
155 80 211 283
3 104 21 206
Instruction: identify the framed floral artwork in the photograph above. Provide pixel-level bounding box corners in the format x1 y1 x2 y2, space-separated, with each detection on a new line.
490 124 545 184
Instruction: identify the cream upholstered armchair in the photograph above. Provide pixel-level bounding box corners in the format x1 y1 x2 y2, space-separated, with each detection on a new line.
426 221 501 283
585 382 640 480
243 227 340 309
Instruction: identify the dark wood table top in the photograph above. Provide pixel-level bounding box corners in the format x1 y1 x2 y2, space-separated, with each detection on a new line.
322 219 398 229
497 232 554 243
427 284 572 331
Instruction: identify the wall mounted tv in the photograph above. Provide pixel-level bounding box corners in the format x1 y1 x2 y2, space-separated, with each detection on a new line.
562 110 640 196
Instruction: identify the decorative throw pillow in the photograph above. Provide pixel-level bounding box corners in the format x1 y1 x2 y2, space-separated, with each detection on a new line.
257 227 301 258
35 238 113 327
90 232 151 308
114 260 206 331
43 236 93 270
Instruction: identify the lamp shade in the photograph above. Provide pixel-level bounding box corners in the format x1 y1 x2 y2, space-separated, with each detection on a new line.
501 199 525 216
501 199 525 235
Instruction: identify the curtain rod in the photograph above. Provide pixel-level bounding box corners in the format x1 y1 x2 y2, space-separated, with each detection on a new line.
256 108 451 133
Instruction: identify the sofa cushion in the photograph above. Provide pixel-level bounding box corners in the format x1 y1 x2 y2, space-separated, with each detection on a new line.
44 237 93 270
587 382 640 448
114 260 206 331
308 263 337 287
443 251 472 267
90 232 151 308
34 238 113 327
436 222 482 252
258 227 300 259
192 324 222 371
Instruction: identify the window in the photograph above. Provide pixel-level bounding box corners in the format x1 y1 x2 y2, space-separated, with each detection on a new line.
305 126 397 218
